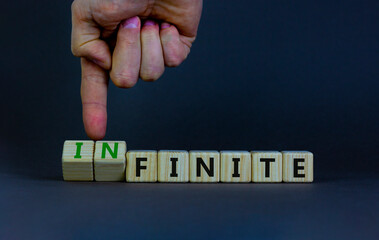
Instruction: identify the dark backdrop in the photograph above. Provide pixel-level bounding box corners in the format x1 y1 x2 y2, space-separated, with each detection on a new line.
0 0 378 239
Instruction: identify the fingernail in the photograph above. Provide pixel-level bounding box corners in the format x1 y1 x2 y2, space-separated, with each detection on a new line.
144 20 156 26
122 16 139 29
161 23 170 29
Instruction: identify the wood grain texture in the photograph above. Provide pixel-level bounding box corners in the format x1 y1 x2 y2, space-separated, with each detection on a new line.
94 141 126 181
252 151 282 182
220 151 251 182
158 150 189 182
189 151 220 182
126 151 157 182
282 151 313 182
62 140 94 181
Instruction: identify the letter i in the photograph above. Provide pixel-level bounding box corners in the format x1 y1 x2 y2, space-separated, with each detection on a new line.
74 142 83 159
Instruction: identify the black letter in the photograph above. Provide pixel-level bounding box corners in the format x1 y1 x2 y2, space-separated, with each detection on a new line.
232 158 240 177
294 158 305 178
136 158 147 177
260 158 275 178
196 157 214 177
170 158 178 177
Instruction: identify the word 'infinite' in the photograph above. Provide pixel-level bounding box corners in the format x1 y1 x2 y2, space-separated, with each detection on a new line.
62 140 314 183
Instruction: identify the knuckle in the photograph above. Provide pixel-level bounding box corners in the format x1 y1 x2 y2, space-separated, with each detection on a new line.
140 75 157 82
140 67 164 82
140 64 164 82
163 42 188 67
165 55 183 67
111 72 138 88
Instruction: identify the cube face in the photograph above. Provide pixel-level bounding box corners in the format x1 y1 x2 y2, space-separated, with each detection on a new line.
94 141 127 181
62 140 94 181
189 151 220 182
220 151 251 182
252 151 282 182
126 151 157 182
158 151 189 182
282 151 313 183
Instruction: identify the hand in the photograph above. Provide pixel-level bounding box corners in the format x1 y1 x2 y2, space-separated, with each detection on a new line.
71 0 203 140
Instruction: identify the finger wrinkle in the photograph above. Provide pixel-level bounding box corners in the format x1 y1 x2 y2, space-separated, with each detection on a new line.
82 75 108 84
82 101 107 109
79 38 99 48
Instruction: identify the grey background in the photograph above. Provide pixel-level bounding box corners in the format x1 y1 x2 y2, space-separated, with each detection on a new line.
0 0 378 239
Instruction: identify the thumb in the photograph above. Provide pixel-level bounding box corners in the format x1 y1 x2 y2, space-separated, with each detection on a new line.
71 1 111 70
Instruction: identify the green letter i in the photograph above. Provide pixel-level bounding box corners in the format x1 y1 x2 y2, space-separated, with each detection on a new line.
74 142 83 159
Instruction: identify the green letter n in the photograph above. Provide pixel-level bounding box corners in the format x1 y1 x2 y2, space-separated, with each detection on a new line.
101 142 119 159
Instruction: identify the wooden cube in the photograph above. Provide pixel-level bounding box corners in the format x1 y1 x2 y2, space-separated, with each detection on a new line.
220 151 251 182
62 140 94 181
94 141 126 181
158 150 189 182
282 151 313 182
252 151 282 182
126 151 157 182
189 151 220 182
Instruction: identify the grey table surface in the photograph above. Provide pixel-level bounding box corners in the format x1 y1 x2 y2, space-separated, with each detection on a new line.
1 172 377 240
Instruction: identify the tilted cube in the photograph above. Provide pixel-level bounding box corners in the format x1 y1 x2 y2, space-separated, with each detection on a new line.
94 141 127 181
62 140 94 181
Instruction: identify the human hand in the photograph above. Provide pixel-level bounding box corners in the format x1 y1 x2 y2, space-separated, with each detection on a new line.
71 0 202 139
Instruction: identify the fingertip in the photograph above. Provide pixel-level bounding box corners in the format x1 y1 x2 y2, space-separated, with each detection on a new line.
83 107 107 140
141 19 159 34
160 22 171 30
120 16 141 30
143 20 158 28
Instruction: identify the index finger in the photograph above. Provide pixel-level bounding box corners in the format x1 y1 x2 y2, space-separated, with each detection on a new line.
81 58 108 140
